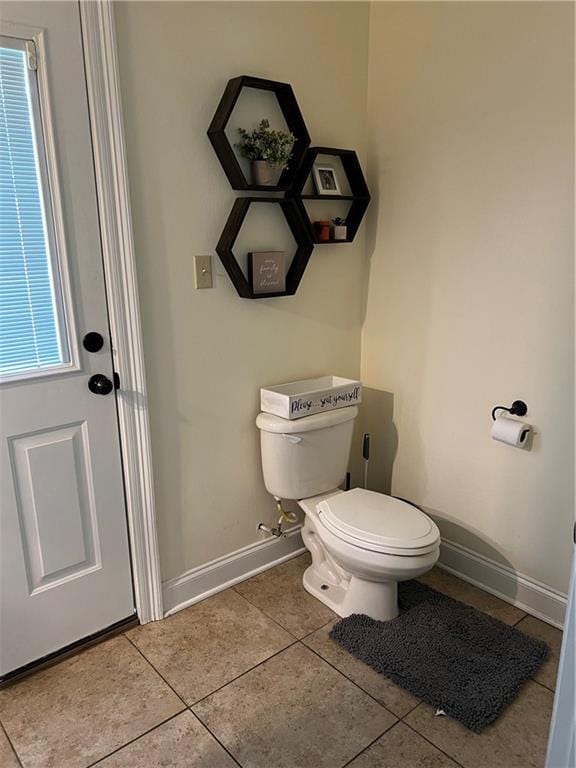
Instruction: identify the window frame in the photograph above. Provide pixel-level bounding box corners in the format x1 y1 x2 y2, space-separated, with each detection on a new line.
0 30 79 384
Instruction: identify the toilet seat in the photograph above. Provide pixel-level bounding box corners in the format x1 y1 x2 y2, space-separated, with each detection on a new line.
317 488 440 556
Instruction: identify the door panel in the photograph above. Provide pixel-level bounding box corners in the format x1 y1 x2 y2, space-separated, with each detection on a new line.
0 1 134 676
9 422 101 592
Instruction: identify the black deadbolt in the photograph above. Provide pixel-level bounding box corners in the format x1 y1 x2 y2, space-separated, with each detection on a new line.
83 332 105 353
88 374 114 396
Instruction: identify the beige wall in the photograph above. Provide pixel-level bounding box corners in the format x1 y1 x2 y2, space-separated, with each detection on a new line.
362 2 574 593
115 1 574 597
114 2 370 581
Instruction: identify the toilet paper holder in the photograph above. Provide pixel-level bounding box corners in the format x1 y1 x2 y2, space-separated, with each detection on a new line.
491 400 528 421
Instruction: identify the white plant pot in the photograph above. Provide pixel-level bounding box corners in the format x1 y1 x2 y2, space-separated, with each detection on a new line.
333 225 348 241
251 161 284 186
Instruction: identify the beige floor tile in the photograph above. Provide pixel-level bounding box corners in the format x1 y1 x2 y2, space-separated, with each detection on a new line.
516 615 563 691
0 726 19 768
97 711 237 767
418 569 526 625
193 643 396 768
405 680 554 768
303 620 419 718
233 553 336 638
347 722 461 768
0 636 184 768
127 588 293 704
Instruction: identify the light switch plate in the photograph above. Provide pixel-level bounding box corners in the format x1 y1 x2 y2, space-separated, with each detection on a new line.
194 254 213 289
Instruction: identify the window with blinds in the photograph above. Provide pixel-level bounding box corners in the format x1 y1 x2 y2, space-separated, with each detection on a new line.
0 38 69 378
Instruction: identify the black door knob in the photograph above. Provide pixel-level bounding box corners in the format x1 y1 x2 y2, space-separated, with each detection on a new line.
88 374 114 396
83 332 105 353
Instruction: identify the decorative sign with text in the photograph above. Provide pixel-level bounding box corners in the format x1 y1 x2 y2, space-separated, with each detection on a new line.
260 376 363 420
288 385 362 417
248 251 286 295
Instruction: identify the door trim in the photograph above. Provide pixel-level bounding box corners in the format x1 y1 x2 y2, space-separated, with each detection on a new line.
78 0 162 623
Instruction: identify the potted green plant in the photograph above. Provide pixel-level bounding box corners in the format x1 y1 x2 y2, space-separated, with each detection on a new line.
236 119 296 186
332 217 347 241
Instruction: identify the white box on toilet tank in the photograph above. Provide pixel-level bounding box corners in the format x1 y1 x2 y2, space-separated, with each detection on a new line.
260 376 362 420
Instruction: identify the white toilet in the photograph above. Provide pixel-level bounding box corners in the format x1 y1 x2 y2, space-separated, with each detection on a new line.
256 405 440 621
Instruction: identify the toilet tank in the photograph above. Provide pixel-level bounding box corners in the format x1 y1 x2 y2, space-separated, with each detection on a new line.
256 406 358 500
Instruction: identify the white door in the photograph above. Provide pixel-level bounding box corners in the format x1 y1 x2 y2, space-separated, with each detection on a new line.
545 548 575 768
0 1 134 677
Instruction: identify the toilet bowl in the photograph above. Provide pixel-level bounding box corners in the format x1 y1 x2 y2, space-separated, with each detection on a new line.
256 405 440 621
299 488 439 621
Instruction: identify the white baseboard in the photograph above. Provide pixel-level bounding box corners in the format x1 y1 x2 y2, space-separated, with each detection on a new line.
163 526 305 617
162 526 567 629
439 538 567 629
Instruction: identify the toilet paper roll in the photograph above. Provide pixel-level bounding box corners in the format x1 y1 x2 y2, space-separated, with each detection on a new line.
491 415 532 448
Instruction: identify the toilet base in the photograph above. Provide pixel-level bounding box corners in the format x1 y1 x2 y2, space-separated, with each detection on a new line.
303 565 399 622
299 495 438 622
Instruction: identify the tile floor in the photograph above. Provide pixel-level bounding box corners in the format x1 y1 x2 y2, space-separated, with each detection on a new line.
0 554 562 768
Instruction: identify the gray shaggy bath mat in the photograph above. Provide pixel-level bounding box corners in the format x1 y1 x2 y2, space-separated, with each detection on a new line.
329 580 549 732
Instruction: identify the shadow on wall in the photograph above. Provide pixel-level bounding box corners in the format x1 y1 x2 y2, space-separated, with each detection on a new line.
424 508 521 607
360 148 381 326
427 511 519 574
129 162 189 579
353 386 519 602
350 387 397 495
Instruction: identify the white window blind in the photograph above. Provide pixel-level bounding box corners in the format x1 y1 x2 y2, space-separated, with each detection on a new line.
0 38 69 377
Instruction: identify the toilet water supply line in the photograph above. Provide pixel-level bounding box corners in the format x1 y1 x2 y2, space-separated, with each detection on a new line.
258 497 299 538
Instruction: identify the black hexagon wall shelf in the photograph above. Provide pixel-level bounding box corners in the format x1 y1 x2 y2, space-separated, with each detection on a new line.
208 75 311 191
288 147 371 244
216 198 314 299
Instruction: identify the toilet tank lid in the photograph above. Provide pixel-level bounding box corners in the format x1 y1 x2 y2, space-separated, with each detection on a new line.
256 406 358 434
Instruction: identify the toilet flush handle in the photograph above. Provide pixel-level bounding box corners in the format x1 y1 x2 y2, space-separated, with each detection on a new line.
281 433 303 445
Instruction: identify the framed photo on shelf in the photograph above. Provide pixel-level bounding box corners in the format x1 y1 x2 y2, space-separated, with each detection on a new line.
312 164 341 196
248 251 286 294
